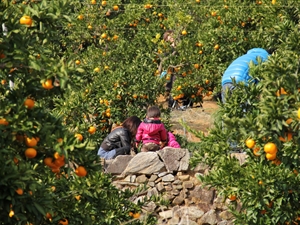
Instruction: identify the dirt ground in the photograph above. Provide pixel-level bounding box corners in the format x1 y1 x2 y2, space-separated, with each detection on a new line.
158 95 219 142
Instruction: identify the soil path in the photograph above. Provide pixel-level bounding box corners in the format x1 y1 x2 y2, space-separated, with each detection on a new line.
158 95 219 142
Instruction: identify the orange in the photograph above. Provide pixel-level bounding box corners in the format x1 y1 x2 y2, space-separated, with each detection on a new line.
113 5 119 11
51 167 60 174
113 35 118 40
75 133 83 141
57 138 63 143
24 98 35 109
58 218 69 225
75 60 81 65
272 158 281 166
20 15 32 26
54 152 65 160
77 15 84 20
16 188 24 195
88 126 96 134
25 137 38 147
9 210 14 217
253 147 261 156
101 1 107 6
264 142 277 154
42 79 54 90
228 195 236 201
276 87 287 96
245 138 255 149
133 213 140 219
211 11 217 17
298 108 300 119
75 195 81 200
75 166 87 177
279 132 292 142
286 118 293 125
0 118 9 126
258 180 263 185
181 30 187 35
214 44 220 50
44 157 57 168
101 33 107 39
25 148 37 158
94 67 100 72
266 153 277 161
46 212 52 219
51 186 56 192
13 157 19 164
54 159 65 168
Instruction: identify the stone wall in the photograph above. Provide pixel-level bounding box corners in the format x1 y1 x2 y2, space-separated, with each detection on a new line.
103 147 237 225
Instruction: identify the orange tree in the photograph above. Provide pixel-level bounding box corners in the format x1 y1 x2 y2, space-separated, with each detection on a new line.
189 16 300 225
0 0 156 224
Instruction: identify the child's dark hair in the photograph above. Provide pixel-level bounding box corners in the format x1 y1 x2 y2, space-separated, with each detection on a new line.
122 116 141 136
146 106 161 118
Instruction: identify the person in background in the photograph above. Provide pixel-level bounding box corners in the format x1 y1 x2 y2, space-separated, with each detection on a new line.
97 116 141 160
135 106 168 152
221 48 272 103
166 131 181 148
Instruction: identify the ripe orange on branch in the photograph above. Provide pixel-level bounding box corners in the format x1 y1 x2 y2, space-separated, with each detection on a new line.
245 138 255 149
42 79 54 90
88 126 96 134
44 157 57 168
25 148 37 158
0 118 9 125
15 188 24 195
228 195 236 201
25 137 38 147
75 166 87 177
266 153 277 161
75 133 83 141
20 15 32 26
24 98 35 109
58 218 69 225
264 142 278 154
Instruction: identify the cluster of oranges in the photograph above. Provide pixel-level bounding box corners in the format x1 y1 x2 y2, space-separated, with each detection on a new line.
246 139 280 164
43 151 66 174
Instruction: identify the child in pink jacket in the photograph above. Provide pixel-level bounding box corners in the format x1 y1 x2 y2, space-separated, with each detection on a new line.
167 132 181 148
135 105 168 152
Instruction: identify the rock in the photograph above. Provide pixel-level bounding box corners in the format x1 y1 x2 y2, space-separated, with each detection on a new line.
162 174 175 182
105 155 133 174
122 152 166 176
158 147 190 172
197 209 218 225
190 186 215 204
136 174 148 183
174 206 205 220
159 209 173 219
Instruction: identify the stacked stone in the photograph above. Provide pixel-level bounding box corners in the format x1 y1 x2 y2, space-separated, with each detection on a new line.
104 148 239 225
